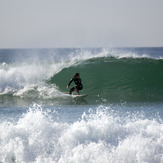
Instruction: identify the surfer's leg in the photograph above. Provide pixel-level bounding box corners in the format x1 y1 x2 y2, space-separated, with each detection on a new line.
76 89 80 95
70 87 75 95
76 85 82 95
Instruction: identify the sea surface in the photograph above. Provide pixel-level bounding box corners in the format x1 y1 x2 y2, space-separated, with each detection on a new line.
0 47 163 163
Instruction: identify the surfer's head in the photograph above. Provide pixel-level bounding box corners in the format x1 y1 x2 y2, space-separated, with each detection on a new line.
74 73 80 78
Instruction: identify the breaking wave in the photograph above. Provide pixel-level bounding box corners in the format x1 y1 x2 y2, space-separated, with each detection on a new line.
0 48 163 105
0 104 163 162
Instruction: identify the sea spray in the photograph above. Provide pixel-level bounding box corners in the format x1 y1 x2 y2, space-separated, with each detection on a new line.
0 48 163 106
0 104 163 162
0 48 163 163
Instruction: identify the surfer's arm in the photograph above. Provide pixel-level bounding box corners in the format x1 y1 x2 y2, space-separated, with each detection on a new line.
67 78 74 88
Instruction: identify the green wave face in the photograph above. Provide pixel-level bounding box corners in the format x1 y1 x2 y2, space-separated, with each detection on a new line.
50 57 163 103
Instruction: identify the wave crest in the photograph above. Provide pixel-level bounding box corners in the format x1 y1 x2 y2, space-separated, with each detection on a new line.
0 48 163 104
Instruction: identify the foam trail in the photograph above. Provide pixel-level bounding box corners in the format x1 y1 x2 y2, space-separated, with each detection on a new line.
0 105 163 162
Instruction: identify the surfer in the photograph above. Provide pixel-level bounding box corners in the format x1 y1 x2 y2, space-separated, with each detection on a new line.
67 73 83 95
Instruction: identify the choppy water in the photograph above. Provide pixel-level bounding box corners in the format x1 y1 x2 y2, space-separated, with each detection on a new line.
0 48 163 163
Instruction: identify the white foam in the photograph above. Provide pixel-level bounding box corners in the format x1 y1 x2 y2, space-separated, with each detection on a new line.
0 105 163 162
0 49 106 96
0 61 67 97
0 48 161 97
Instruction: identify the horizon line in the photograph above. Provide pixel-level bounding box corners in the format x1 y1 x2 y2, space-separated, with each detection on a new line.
0 46 163 50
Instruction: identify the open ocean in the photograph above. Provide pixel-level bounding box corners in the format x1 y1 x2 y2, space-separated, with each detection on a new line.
0 47 163 163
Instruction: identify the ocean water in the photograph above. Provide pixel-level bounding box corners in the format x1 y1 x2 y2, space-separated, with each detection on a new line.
0 47 163 163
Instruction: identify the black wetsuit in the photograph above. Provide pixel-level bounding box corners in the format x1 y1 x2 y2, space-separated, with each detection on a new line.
68 78 83 95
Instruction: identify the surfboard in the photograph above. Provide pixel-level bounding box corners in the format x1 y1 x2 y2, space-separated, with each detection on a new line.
71 94 88 98
64 93 88 98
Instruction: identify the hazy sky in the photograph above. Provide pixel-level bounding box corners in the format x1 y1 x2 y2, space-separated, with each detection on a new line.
0 0 163 48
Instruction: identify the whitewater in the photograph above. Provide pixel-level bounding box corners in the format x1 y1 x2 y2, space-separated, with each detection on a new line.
0 47 163 163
